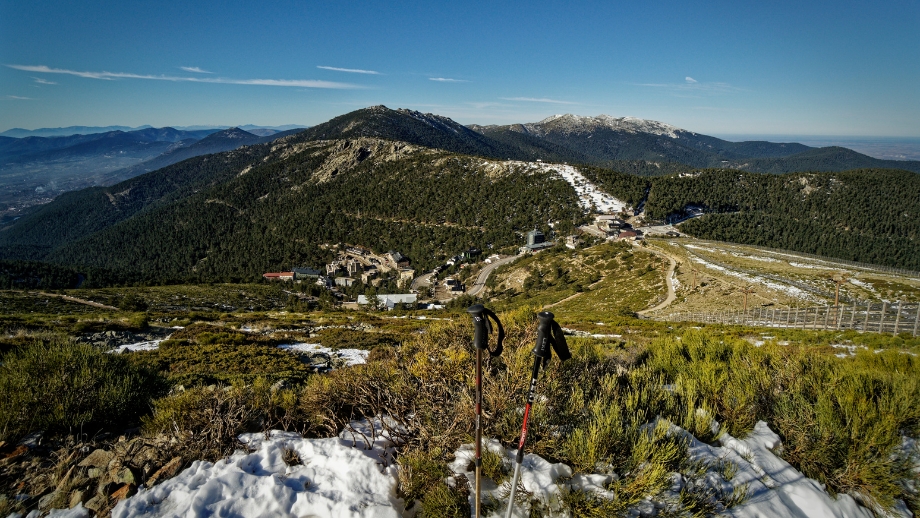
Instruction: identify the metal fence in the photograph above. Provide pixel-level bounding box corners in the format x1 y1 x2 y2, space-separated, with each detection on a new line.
665 301 920 336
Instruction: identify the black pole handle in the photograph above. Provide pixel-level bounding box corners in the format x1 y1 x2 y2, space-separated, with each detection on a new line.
533 311 571 367
467 304 504 357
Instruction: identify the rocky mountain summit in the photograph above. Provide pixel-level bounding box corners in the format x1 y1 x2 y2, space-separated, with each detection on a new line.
522 113 687 138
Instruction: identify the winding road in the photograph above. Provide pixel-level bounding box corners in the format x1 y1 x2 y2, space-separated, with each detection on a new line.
636 245 679 316
467 254 523 297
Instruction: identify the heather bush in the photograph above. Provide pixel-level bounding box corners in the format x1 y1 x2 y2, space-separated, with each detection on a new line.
0 339 162 442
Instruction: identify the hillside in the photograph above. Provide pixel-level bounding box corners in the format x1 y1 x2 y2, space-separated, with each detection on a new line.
3 106 920 284
0 142 278 260
3 138 582 283
104 127 301 182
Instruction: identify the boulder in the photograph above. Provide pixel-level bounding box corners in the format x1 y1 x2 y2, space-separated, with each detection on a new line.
78 449 114 469
69 489 85 509
84 495 104 512
147 456 183 486
115 467 136 485
110 483 135 501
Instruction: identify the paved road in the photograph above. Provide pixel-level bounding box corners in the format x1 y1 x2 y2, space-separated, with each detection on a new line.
467 254 523 297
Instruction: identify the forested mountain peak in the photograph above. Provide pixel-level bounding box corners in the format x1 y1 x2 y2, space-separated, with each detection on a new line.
203 127 258 140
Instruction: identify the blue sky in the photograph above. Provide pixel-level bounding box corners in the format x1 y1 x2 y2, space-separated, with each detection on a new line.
1 0 918 136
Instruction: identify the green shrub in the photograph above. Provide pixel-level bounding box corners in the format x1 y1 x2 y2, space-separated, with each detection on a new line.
419 482 469 518
397 447 450 509
0 339 163 442
142 378 304 460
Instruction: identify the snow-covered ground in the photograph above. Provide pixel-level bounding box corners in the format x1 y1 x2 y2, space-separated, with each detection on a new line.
112 419 404 518
830 344 869 358
31 420 914 518
690 255 819 303
278 343 370 366
542 163 629 214
109 340 165 353
445 421 894 518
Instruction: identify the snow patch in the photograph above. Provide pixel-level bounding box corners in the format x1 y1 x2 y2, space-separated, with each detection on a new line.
113 420 404 518
278 343 370 366
541 163 628 213
109 340 164 353
690 256 818 302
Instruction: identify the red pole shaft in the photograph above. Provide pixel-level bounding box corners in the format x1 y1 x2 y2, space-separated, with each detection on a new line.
475 347 482 518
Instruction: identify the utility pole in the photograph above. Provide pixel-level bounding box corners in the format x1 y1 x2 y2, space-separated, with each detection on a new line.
830 273 849 307
741 285 756 312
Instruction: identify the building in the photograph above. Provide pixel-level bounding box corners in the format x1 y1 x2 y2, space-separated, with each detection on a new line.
263 272 294 281
595 215 626 235
444 278 465 292
618 230 639 240
463 248 482 259
335 277 356 287
398 268 415 287
346 260 361 276
386 250 411 268
565 235 581 249
357 293 418 310
360 269 378 284
292 267 322 281
525 228 554 251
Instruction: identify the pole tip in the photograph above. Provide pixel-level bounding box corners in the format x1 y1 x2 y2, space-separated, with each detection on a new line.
537 311 554 322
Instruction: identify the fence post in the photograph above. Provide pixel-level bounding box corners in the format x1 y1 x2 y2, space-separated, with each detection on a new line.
801 308 807 330
785 309 792 327
849 301 857 331
893 301 902 336
814 308 820 330
913 304 920 337
823 306 831 330
879 302 887 333
864 303 871 332
771 309 776 327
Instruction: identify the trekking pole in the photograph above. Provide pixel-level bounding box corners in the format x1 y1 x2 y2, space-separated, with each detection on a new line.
505 311 570 518
467 304 505 518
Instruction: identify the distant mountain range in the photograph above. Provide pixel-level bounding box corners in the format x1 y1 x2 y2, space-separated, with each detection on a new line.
283 105 920 174
0 126 307 210
2 105 918 286
0 124 308 138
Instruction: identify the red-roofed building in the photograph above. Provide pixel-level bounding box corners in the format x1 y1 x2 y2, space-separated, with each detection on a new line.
263 272 294 281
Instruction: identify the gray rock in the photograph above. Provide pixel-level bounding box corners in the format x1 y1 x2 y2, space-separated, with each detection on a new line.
78 449 114 469
69 490 85 509
38 491 59 510
115 467 136 485
84 495 103 512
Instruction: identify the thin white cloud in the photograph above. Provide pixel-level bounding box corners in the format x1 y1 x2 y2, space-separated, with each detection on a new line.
4 95 33 100
317 66 380 75
180 66 212 74
633 79 742 94
429 77 469 83
501 97 577 105
6 65 361 89
33 77 57 85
